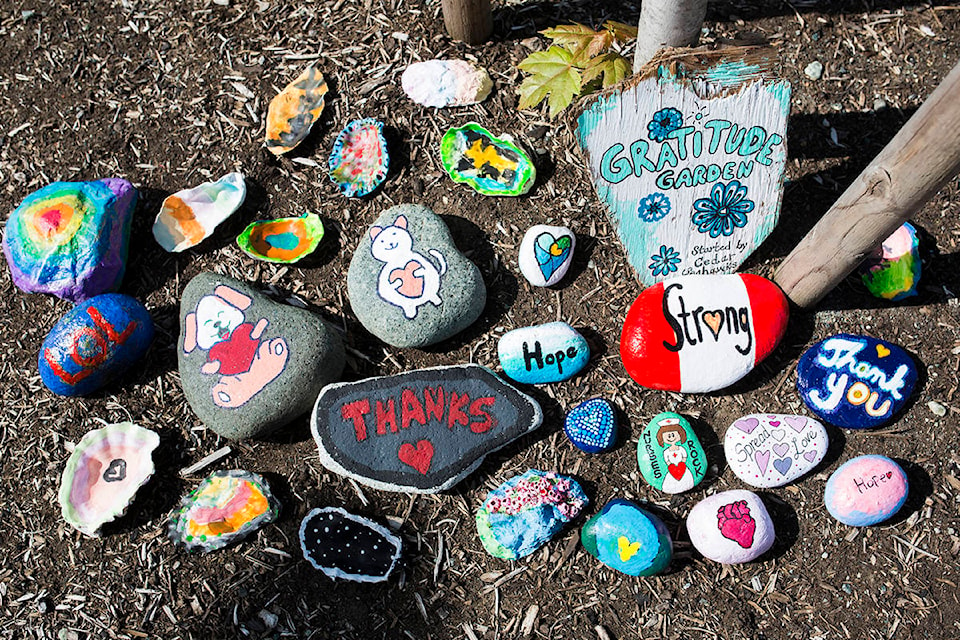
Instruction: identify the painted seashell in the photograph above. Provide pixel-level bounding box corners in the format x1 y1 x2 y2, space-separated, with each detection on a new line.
58 422 160 536
169 469 279 552
265 65 329 155
440 123 536 196
300 507 402 582
401 59 493 108
153 172 246 252
328 118 389 197
237 212 325 263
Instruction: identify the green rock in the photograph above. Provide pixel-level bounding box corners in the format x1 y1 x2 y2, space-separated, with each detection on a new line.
636 412 706 494
440 123 536 196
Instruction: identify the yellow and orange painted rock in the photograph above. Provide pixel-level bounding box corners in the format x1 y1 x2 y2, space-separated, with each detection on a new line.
265 65 328 155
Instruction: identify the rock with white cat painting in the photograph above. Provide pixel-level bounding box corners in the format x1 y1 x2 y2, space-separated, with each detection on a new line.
347 204 487 348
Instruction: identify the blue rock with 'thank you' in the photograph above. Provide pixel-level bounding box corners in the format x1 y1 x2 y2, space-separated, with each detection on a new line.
498 322 589 384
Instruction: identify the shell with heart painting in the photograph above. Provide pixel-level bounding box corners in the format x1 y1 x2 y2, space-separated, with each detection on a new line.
637 412 706 494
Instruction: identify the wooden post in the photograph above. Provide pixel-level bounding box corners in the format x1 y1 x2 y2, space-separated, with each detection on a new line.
633 0 708 72
441 0 492 45
774 59 960 308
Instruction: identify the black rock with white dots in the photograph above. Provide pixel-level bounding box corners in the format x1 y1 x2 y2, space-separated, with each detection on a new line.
299 507 402 583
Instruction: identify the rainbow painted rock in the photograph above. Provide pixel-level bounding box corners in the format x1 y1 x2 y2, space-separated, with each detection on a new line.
620 274 789 393
440 123 536 196
859 222 920 301
2 178 137 302
169 470 280 552
580 499 672 576
401 59 492 108
824 455 908 526
153 172 246 252
237 212 324 263
58 422 159 536
265 65 328 155
328 118 389 197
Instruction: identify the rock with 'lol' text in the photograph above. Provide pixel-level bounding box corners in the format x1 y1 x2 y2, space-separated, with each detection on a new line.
859 222 920 301
564 398 617 454
580 499 672 576
824 455 908 526
300 507 402 583
3 178 137 302
311 364 543 493
347 204 486 348
498 322 589 384
440 123 536 196
796 334 916 429
39 293 154 397
265 65 328 155
518 224 576 287
725 414 828 488
686 490 774 564
237 212 325 264
476 470 587 560
178 272 345 440
620 274 789 393
328 118 389 198
637 412 706 494
153 172 246 252
402 60 492 108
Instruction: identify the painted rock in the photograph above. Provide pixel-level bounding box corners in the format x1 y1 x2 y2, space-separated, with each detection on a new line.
58 422 159 536
796 333 916 429
440 123 536 196
859 222 920 301
580 499 672 576
620 274 789 393
265 65 328 155
39 294 154 397
498 322 589 384
328 118 389 197
564 398 616 453
169 470 279 552
518 224 575 287
178 272 345 440
2 178 137 302
347 203 486 348
637 412 706 493
824 455 908 526
311 364 543 493
401 59 492 108
300 507 402 583
237 212 324 263
153 172 246 252
725 413 828 488
476 470 588 560
686 490 774 564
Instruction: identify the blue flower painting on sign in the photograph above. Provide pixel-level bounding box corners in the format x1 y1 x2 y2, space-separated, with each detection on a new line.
647 108 682 142
648 245 681 277
638 192 671 223
691 180 755 238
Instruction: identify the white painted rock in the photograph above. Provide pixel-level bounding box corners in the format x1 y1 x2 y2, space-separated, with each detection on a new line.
724 414 828 488
401 59 492 108
153 172 246 252
686 490 774 564
518 225 575 287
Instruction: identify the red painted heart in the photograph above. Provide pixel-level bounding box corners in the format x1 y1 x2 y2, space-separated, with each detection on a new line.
668 461 687 480
398 440 434 475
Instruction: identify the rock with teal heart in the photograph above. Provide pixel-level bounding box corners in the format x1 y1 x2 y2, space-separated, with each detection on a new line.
498 322 589 384
518 224 575 287
580 499 672 576
564 398 616 453
637 412 707 494
724 414 828 488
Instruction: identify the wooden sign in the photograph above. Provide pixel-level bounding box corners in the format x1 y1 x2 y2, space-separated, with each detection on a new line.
576 48 790 286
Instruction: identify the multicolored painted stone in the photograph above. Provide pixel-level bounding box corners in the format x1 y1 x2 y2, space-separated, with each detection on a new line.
265 65 328 155
564 398 617 453
580 499 672 576
686 490 774 564
518 224 575 287
2 178 137 302
620 274 789 393
498 322 589 384
328 118 389 197
237 212 324 263
153 172 246 252
796 334 917 429
440 123 536 196
824 455 908 526
300 507 402 583
637 412 706 493
169 470 280 552
401 59 493 108
859 222 920 301
724 413 827 488
476 470 587 559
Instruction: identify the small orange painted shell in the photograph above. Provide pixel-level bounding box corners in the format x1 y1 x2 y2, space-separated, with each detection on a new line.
265 66 328 155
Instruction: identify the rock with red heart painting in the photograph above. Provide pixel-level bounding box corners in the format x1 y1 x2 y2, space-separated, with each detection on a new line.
724 414 828 488
637 412 706 493
620 274 789 393
310 364 543 493
686 489 775 564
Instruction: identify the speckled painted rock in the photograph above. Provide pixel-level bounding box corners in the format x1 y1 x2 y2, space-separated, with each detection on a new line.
39 293 154 397
724 414 828 488
620 274 789 393
347 204 486 348
401 59 492 108
859 222 920 301
2 178 137 302
686 490 774 564
237 212 324 263
824 455 908 526
637 412 706 493
564 398 616 453
476 470 587 560
498 322 589 384
300 507 402 583
580 499 672 576
518 224 575 287
328 118 389 197
265 65 328 155
797 334 917 429
153 172 246 252
440 123 536 196
178 272 345 440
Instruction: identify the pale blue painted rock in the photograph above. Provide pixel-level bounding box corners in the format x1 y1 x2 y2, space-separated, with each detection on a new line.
476 470 588 560
518 224 575 287
724 414 828 488
686 490 774 564
580 499 672 576
39 293 154 396
564 398 616 453
498 322 589 384
637 412 706 493
859 222 920 301
797 334 917 429
824 455 908 526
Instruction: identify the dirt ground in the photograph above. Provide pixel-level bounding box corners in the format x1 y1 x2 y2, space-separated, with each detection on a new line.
2 0 960 638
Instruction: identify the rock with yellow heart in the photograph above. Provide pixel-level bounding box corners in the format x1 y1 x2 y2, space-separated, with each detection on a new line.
580 499 672 576
265 65 328 155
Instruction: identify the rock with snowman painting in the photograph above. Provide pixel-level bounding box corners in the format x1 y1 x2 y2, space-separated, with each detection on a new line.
347 204 486 348
178 272 345 440
518 224 576 287
724 414 828 488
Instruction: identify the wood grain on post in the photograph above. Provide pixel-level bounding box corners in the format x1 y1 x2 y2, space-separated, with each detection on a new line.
633 0 709 71
774 59 960 308
441 0 492 45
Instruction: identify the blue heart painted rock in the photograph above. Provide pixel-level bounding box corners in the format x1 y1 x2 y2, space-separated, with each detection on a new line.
564 398 616 453
796 333 917 429
580 499 672 576
518 225 576 287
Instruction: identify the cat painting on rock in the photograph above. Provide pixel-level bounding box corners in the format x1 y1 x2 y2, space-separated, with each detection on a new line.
369 215 447 319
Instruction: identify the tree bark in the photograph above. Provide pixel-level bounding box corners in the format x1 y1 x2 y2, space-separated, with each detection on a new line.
441 0 492 45
633 0 709 72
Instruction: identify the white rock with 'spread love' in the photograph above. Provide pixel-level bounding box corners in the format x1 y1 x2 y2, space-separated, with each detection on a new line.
686 490 774 564
724 414 828 488
518 224 576 287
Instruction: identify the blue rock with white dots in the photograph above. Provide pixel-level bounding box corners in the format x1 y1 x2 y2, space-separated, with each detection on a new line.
498 322 589 384
564 398 617 453
299 507 402 583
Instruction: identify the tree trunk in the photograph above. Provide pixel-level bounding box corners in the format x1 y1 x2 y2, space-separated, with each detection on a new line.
633 0 709 72
441 0 492 45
